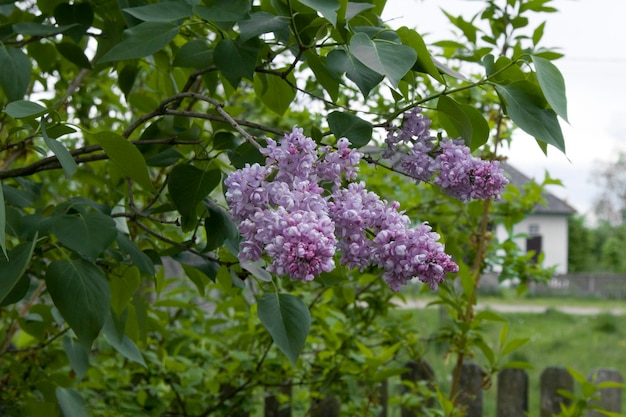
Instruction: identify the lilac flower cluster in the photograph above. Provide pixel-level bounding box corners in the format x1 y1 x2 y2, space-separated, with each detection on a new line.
225 127 458 290
386 108 509 202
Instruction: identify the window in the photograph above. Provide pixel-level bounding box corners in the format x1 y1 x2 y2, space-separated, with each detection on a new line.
528 224 540 235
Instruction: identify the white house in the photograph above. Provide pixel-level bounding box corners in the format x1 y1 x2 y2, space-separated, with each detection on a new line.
495 163 577 275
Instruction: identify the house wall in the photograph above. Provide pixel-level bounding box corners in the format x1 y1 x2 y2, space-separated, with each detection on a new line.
495 214 569 275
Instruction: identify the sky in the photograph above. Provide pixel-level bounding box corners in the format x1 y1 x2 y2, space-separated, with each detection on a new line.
381 0 626 219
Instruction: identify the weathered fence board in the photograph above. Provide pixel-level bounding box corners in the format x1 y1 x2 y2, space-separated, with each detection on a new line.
497 368 528 417
588 368 623 417
540 367 574 417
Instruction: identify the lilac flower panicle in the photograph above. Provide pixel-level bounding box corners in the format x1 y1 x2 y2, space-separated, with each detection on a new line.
225 126 460 290
384 108 509 202
433 139 509 202
370 205 458 291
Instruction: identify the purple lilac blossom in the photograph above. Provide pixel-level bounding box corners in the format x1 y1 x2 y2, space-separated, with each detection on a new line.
370 203 458 291
385 108 509 202
434 139 509 202
225 126 459 290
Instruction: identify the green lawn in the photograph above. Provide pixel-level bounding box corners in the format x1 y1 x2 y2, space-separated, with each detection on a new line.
389 299 626 416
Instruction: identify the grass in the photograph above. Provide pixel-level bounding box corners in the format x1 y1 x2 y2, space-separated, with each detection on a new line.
388 296 626 416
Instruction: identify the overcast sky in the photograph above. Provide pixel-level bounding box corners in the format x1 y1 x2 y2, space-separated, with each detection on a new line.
381 0 626 219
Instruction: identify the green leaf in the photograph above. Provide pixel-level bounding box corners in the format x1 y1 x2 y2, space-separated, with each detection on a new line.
299 0 340 26
47 259 110 348
461 104 490 151
346 3 375 20
437 96 472 142
495 82 566 153
203 202 237 252
0 184 6 260
474 310 506 322
437 96 490 150
12 22 77 36
63 336 90 380
253 71 296 116
56 388 89 417
241 260 273 282
327 49 383 98
123 2 192 22
532 21 546 46
396 26 445 83
349 32 417 87
116 234 155 276
0 237 37 305
90 131 155 191
103 318 147 367
304 50 339 101
501 337 530 356
532 55 568 122
27 42 58 72
172 40 213 68
258 293 311 366
99 22 180 62
168 164 221 231
239 12 290 43
489 56 525 85
5 100 47 119
56 42 92 69
227 141 264 169
41 118 77 178
214 38 259 88
193 0 251 22
52 212 117 261
53 2 94 43
109 266 141 317
475 338 495 365
0 44 32 102
327 111 373 147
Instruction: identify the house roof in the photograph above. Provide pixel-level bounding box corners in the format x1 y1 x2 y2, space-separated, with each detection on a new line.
500 162 577 215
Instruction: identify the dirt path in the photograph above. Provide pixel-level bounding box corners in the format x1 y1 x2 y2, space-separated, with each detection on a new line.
397 299 626 315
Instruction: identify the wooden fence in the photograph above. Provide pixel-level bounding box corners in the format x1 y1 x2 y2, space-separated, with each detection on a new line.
244 361 623 417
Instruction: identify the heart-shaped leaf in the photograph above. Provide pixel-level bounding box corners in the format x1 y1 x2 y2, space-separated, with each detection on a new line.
349 32 417 87
258 293 311 366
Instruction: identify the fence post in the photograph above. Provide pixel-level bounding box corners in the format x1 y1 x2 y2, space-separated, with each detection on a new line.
218 384 250 417
400 360 435 417
588 368 623 417
310 395 340 417
264 384 291 417
540 367 574 417
496 368 528 417
456 362 483 417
